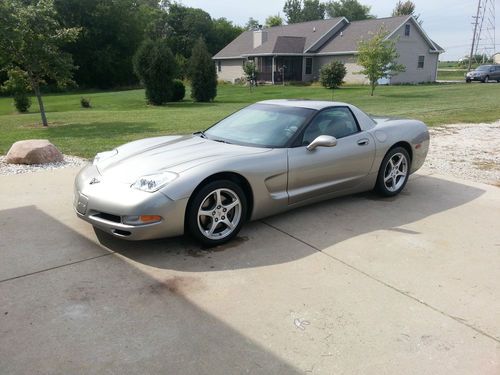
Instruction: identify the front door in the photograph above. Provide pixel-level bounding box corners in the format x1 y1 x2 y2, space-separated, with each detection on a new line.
287 107 375 204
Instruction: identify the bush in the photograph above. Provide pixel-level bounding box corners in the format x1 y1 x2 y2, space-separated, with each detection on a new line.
80 97 91 108
133 39 178 105
189 38 217 102
14 92 31 113
320 61 347 89
171 79 185 102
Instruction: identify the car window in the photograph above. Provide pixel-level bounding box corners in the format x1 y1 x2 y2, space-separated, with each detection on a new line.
301 107 359 145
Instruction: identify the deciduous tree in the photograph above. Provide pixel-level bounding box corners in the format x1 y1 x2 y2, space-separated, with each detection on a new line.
357 27 405 96
0 0 79 126
325 0 374 21
265 14 284 27
392 1 420 24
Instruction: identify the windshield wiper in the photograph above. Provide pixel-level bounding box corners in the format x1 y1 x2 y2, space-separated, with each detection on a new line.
193 131 207 138
212 138 232 144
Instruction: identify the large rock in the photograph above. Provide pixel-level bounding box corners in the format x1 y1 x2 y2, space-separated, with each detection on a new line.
5 140 64 165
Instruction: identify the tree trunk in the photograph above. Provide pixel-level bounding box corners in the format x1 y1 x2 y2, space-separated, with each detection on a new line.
370 82 375 96
29 76 48 127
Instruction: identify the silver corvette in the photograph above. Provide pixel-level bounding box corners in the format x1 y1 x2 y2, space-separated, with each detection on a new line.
74 100 429 245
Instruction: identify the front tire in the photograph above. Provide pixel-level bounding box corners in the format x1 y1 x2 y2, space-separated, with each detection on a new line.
375 147 410 197
186 180 247 246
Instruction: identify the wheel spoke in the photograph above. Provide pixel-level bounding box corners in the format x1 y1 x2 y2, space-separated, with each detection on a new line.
223 200 239 211
384 174 392 182
215 189 222 207
389 159 395 169
198 209 213 217
396 170 406 177
222 218 234 230
205 220 217 236
392 176 397 188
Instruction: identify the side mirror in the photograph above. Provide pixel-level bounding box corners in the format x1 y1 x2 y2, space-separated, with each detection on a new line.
306 135 337 151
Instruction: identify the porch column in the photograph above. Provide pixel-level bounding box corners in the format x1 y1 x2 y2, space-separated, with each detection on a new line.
272 56 275 85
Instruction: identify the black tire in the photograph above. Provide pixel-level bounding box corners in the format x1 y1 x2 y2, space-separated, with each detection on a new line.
186 180 247 247
375 147 411 197
465 79 471 83
483 76 489 83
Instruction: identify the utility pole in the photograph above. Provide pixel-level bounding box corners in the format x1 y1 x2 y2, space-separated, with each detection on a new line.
468 0 482 71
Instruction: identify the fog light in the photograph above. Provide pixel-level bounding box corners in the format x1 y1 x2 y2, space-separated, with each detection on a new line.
123 215 162 225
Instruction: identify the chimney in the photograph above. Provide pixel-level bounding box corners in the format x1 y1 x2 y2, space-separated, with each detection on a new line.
253 29 268 49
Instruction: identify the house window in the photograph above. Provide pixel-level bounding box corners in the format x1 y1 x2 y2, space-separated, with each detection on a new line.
405 24 411 36
417 55 425 69
217 61 221 72
305 58 313 75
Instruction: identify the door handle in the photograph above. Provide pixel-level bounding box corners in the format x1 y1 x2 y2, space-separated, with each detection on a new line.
357 138 370 146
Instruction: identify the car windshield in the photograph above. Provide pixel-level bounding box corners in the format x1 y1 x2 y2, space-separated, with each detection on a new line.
204 104 315 148
476 65 491 71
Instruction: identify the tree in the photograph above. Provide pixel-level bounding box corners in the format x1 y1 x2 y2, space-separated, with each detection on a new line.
133 39 177 105
320 61 347 94
265 14 284 27
284 0 325 23
242 61 258 90
189 38 217 102
245 17 260 30
0 0 79 126
2 68 32 113
392 1 420 23
356 27 405 96
211 18 244 54
325 0 374 21
55 0 155 88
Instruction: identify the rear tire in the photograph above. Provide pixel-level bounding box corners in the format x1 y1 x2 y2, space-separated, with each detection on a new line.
186 180 247 247
375 147 411 197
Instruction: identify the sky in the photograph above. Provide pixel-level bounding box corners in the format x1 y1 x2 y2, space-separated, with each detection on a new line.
178 0 499 60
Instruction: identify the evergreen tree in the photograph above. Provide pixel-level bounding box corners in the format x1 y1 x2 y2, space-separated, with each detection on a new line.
189 38 217 102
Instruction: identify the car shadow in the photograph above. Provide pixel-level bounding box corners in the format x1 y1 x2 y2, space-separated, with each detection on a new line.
96 174 485 272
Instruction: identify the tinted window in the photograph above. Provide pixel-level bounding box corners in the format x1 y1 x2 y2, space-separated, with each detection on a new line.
301 107 359 145
476 65 491 71
205 104 315 148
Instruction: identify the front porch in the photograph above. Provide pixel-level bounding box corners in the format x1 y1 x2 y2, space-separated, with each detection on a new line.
253 56 304 83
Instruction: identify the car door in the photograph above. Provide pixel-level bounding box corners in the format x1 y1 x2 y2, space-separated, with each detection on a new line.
287 106 376 204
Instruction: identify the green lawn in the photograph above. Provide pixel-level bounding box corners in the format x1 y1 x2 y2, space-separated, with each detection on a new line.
437 69 467 81
1 83 500 158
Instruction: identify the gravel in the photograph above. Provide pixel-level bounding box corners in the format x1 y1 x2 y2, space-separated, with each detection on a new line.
0 155 88 175
423 120 500 186
1 121 499 185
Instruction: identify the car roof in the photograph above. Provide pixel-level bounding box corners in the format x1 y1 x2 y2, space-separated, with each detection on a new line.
258 99 351 111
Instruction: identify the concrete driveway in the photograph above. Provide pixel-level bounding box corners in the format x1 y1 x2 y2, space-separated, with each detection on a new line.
1 168 499 374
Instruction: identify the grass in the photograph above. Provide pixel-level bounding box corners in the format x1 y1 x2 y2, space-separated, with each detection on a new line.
437 69 467 81
1 83 500 158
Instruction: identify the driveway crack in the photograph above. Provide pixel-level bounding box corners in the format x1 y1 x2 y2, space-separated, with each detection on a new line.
261 220 500 344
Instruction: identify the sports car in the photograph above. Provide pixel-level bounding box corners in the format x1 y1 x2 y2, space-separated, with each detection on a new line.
74 100 429 246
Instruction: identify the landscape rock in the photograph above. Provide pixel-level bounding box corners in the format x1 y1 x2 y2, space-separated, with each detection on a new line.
5 140 64 165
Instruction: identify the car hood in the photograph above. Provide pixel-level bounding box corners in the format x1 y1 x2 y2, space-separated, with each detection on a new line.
96 135 271 183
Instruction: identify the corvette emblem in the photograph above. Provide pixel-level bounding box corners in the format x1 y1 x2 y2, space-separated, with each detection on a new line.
89 177 100 185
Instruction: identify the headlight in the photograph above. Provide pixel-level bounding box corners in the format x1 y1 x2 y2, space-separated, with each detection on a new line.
93 150 117 165
131 172 178 192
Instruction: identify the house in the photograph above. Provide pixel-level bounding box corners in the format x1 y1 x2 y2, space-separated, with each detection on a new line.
213 15 444 85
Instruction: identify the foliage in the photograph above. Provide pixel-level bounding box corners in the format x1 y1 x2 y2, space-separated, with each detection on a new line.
459 54 493 68
175 54 189 80
283 0 325 23
133 39 178 105
2 69 32 113
80 97 91 108
171 79 186 102
243 61 258 82
245 17 260 30
13 93 31 113
265 14 284 27
189 38 217 102
320 61 347 89
211 18 244 54
54 0 155 89
0 0 80 126
357 27 406 96
392 1 420 24
325 0 374 21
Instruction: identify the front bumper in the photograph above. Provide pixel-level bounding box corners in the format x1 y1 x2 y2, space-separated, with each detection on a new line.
465 75 486 82
74 164 188 240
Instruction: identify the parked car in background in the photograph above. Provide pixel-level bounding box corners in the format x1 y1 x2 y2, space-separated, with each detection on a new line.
465 64 500 83
74 100 429 246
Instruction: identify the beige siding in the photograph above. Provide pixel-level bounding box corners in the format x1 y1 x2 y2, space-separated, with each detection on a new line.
216 59 244 83
390 22 439 83
313 55 369 84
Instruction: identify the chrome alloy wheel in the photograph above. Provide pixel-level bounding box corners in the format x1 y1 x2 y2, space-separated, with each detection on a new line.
383 152 408 193
197 188 242 240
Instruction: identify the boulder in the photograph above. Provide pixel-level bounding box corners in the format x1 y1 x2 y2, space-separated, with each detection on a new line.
5 140 64 165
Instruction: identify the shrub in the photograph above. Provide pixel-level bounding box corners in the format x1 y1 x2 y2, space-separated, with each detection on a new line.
133 39 178 105
14 92 31 113
171 79 185 102
80 97 91 108
188 38 217 102
320 61 347 89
